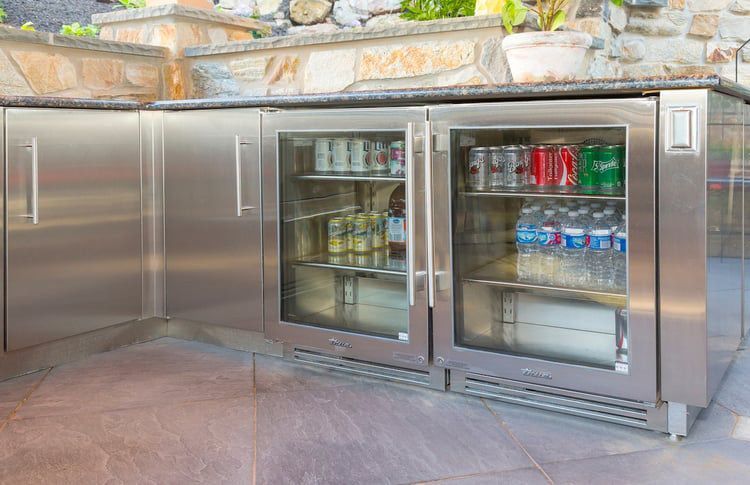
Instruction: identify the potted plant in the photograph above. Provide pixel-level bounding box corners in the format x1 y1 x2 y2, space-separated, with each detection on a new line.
501 0 622 82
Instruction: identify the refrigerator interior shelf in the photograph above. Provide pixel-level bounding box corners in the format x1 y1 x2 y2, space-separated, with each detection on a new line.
295 173 405 182
464 256 627 307
293 253 408 276
460 189 626 200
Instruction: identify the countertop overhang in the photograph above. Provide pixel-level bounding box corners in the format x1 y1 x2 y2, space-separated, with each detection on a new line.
0 75 748 111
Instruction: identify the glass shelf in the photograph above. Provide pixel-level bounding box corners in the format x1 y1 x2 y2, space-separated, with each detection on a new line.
463 255 627 307
293 252 407 276
461 188 626 200
294 172 405 182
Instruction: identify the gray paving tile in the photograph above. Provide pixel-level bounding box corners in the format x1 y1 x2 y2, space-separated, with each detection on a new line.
16 337 253 419
484 400 674 464
0 397 253 485
688 401 739 442
544 438 750 485
255 382 532 485
424 467 549 484
254 354 375 394
715 349 750 416
0 371 47 421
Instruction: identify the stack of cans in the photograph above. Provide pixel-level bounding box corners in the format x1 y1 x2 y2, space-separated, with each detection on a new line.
315 138 405 177
328 211 387 255
466 143 625 192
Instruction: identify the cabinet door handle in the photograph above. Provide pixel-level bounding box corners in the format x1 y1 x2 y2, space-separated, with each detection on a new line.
235 135 256 216
406 122 416 307
19 138 39 225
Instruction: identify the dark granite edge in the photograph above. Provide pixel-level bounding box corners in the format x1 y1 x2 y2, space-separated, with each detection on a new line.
0 75 745 111
0 26 167 58
150 75 744 110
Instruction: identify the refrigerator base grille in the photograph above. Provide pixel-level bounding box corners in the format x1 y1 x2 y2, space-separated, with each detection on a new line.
451 371 667 432
291 347 446 390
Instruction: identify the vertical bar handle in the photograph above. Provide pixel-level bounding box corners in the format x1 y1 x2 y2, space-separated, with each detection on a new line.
425 123 435 308
19 138 39 224
406 123 416 307
235 135 257 217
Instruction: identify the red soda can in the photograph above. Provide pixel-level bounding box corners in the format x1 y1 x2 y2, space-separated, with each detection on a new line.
531 145 555 186
555 144 579 187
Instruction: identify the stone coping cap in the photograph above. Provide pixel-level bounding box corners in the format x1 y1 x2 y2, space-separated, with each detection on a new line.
92 3 267 31
0 26 167 58
185 14 603 57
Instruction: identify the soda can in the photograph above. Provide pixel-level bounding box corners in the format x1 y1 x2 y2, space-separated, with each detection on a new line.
329 253 349 266
327 218 348 254
467 147 490 190
390 141 406 177
597 145 624 191
555 144 579 188
370 141 390 174
488 147 505 190
353 252 371 268
503 145 528 188
332 139 351 173
578 145 599 190
314 139 333 172
344 214 356 252
350 139 371 173
352 215 372 253
368 211 386 249
371 249 386 268
530 145 555 187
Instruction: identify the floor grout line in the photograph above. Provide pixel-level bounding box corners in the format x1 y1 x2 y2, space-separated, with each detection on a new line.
480 398 555 484
252 353 258 485
0 367 52 433
410 466 543 484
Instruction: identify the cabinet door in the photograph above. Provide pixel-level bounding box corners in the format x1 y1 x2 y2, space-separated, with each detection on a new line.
163 109 263 331
6 109 142 351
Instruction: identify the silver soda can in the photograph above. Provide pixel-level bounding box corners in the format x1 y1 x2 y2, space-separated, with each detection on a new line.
332 139 351 173
314 138 333 172
489 147 505 190
370 141 389 174
503 145 527 188
467 147 490 190
350 139 371 173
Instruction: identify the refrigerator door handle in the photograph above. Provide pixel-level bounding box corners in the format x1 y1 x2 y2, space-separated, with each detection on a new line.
407 122 417 307
425 122 436 308
18 138 39 225
235 135 257 216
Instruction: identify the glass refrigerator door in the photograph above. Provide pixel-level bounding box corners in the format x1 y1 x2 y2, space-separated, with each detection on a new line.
277 130 409 340
431 100 657 402
263 108 429 369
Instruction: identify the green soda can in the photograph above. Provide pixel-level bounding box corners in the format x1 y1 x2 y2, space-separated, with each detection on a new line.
597 145 624 191
578 145 599 190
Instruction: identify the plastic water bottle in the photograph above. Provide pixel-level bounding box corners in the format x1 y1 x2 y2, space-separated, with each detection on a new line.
530 203 543 223
586 212 613 290
576 206 594 228
516 207 539 282
613 221 627 291
603 207 621 234
536 209 561 285
560 211 587 288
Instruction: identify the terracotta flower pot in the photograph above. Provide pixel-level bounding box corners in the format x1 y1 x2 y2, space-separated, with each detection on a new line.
501 31 593 83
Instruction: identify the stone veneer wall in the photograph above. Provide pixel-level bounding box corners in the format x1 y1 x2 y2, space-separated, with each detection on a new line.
0 27 166 100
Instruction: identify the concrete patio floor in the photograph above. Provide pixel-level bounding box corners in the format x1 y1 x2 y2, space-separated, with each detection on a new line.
0 337 748 484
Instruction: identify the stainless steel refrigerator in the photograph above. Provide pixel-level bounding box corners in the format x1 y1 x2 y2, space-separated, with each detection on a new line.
261 107 444 388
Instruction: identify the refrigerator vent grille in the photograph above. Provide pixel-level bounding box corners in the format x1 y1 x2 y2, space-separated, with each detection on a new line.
460 374 652 429
293 348 433 387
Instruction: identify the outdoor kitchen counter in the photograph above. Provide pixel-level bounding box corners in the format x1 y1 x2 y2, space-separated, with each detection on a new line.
0 74 747 111
149 75 750 110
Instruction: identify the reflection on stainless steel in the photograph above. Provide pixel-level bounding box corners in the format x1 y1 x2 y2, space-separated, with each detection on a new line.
6 108 142 351
430 99 658 403
163 109 263 332
262 108 430 370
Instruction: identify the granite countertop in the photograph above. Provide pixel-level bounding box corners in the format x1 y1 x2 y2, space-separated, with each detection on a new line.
0 75 747 111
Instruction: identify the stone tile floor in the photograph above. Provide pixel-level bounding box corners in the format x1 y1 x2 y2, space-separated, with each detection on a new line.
0 337 748 484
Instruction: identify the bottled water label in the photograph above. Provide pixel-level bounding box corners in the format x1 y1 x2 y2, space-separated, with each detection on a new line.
614 235 627 253
589 229 612 250
562 231 586 249
537 229 559 245
516 224 537 244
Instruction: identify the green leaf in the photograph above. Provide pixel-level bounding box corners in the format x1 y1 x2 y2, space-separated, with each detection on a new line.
502 0 528 34
610 0 623 5
550 9 566 31
21 21 35 31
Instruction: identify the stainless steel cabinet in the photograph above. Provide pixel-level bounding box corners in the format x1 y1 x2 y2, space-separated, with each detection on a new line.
163 109 263 331
5 108 142 351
